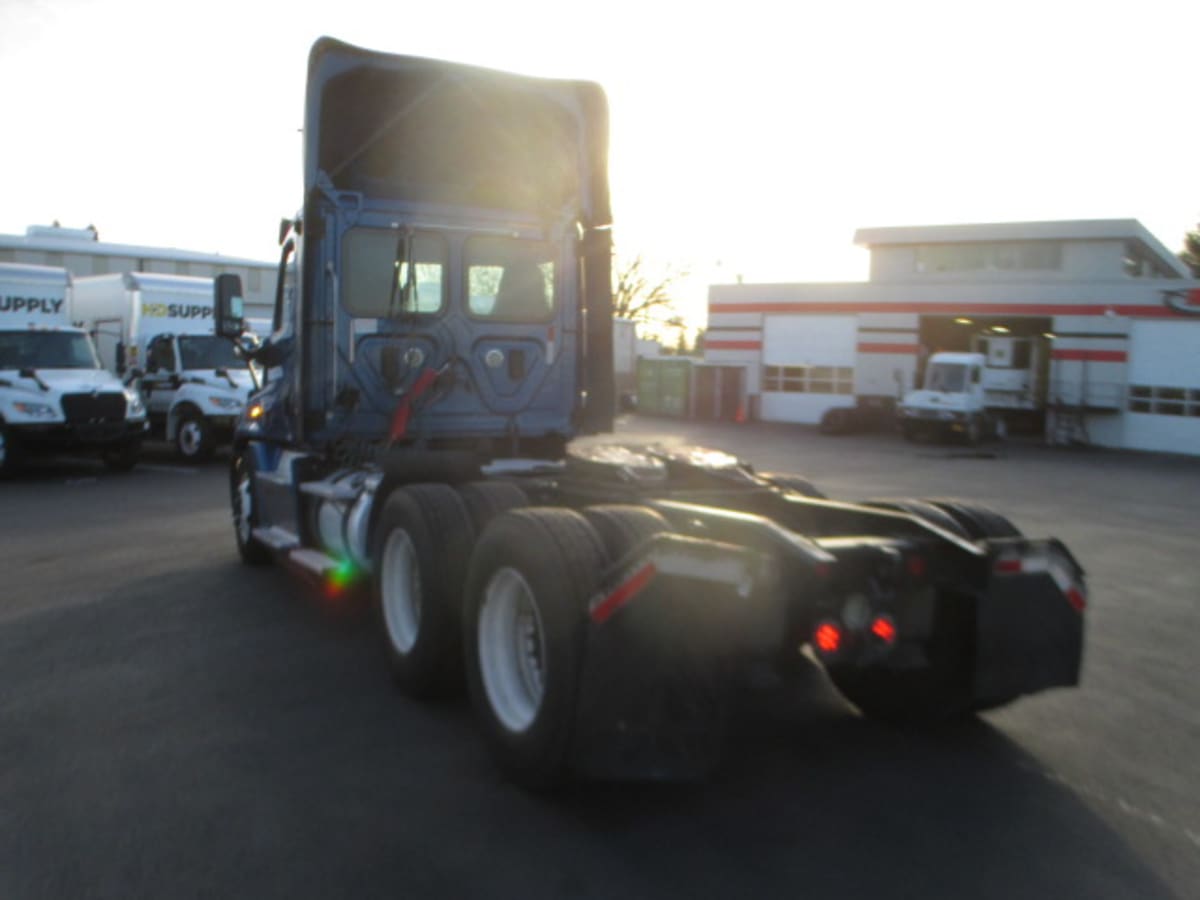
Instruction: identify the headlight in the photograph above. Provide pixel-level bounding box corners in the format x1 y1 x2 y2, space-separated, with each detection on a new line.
207 395 243 410
124 390 145 417
13 401 58 419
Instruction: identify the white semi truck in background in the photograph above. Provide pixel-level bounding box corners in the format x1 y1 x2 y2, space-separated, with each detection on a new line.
0 262 146 475
898 333 1047 443
73 272 258 460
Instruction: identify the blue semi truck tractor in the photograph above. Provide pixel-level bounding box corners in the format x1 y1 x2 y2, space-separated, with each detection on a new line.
213 38 1085 788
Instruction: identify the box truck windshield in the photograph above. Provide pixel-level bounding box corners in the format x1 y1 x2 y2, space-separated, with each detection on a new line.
926 362 967 393
177 335 248 370
0 330 101 370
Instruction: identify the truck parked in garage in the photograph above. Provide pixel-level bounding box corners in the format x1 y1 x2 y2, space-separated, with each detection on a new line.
898 332 1047 443
73 272 258 460
0 262 146 475
214 37 1086 788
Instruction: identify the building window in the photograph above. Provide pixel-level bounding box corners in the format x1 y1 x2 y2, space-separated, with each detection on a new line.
248 268 262 292
1123 242 1177 279
91 256 109 274
175 261 191 275
1128 385 1200 417
914 241 1063 274
763 365 854 394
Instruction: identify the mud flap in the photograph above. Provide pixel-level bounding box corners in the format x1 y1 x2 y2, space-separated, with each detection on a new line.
973 538 1085 706
571 534 781 781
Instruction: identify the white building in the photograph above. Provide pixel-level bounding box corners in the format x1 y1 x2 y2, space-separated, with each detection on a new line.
0 224 278 320
705 219 1200 455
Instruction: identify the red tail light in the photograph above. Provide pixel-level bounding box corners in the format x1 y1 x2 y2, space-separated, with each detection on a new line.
813 620 844 655
870 615 897 644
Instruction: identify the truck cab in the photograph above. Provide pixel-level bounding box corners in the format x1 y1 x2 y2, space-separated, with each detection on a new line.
140 330 256 459
898 351 991 443
0 262 147 475
209 39 1085 789
73 272 258 460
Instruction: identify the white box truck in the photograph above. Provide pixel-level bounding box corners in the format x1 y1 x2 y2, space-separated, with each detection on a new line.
73 272 258 460
897 334 1047 443
0 262 146 475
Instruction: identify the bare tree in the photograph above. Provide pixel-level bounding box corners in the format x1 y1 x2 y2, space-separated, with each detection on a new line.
612 254 689 324
1181 221 1200 278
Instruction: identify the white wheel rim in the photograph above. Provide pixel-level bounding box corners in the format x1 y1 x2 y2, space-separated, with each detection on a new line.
235 469 253 544
179 420 202 456
478 567 546 733
380 529 421 654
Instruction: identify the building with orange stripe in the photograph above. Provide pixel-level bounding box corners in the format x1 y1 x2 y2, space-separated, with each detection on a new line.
704 219 1200 454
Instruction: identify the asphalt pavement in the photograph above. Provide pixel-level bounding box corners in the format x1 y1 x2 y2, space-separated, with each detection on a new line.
1 424 1197 899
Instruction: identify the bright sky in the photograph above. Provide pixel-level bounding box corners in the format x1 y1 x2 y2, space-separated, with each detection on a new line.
2 0 1198 330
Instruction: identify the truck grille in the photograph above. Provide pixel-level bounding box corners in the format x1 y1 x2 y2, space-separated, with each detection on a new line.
61 392 126 424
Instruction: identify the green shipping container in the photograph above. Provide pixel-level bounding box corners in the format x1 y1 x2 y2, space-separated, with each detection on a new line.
636 358 692 418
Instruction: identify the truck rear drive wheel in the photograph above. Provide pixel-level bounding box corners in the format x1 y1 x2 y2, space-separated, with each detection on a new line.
464 508 606 790
927 499 1022 539
230 452 270 565
862 498 971 541
580 504 671 562
457 481 529 535
176 410 214 461
373 484 475 698
759 471 826 499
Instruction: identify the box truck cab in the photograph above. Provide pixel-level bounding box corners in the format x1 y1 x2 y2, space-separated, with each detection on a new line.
899 334 1046 444
0 262 146 475
898 351 991 443
73 272 257 460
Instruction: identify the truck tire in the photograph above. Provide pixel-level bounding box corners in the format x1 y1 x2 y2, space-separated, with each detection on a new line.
0 423 23 478
819 407 853 435
464 508 606 789
828 590 976 725
581 505 671 563
927 499 1022 540
230 451 271 565
862 498 971 540
176 409 214 461
373 484 475 698
102 439 141 472
760 471 826 499
964 416 983 446
458 481 528 535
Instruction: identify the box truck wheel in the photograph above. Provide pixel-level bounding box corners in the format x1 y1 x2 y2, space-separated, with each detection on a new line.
101 440 141 472
0 423 22 478
230 452 271 565
372 484 475 698
464 508 606 789
964 416 983 446
175 409 214 461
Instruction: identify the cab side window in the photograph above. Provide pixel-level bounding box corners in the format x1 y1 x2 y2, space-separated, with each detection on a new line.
147 336 176 373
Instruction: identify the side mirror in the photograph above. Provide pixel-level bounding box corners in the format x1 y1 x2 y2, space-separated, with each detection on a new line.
215 273 246 339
